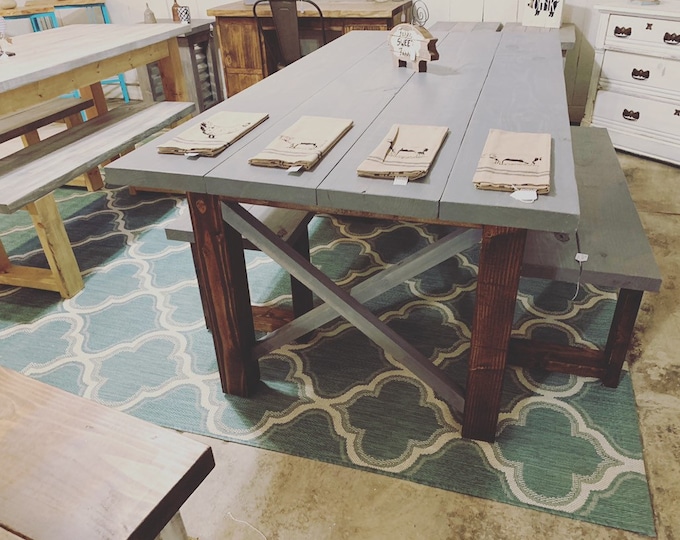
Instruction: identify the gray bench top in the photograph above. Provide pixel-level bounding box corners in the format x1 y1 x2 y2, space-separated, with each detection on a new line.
166 203 311 246
0 96 94 144
0 101 195 214
522 126 662 292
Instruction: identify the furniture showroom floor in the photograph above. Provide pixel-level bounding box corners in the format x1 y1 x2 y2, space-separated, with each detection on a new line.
169 152 680 540
1 126 678 539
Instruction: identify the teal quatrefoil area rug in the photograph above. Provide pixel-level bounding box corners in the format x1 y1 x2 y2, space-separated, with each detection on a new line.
0 187 655 536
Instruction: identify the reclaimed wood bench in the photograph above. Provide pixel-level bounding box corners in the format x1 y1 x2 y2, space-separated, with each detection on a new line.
511 126 662 387
0 366 214 540
0 96 93 145
165 205 314 332
0 101 195 299
0 96 102 191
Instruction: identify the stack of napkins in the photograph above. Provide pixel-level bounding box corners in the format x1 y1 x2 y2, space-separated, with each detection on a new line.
157 111 269 157
472 129 552 194
357 124 449 180
249 116 353 170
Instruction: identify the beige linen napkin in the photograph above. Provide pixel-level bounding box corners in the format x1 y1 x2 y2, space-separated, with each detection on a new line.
472 129 551 194
357 124 449 181
249 116 353 170
157 111 269 157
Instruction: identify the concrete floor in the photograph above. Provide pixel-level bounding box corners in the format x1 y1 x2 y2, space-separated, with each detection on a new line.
177 151 680 540
2 131 678 539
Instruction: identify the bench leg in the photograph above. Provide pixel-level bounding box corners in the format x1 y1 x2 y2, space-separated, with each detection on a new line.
0 240 10 273
602 288 644 388
25 194 84 298
64 111 105 192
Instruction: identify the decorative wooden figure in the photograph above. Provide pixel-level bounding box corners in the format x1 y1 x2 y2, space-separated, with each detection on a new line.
522 0 563 29
388 23 438 73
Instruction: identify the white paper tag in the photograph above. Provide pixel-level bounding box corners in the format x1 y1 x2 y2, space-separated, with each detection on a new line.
511 189 538 203
185 152 200 159
287 165 303 174
575 252 589 263
393 176 409 186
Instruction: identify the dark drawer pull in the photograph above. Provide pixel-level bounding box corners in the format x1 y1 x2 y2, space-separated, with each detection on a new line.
614 26 632 38
622 109 640 121
631 68 650 80
664 32 680 45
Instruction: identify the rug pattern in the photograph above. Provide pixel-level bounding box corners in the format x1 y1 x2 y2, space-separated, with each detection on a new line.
0 187 655 536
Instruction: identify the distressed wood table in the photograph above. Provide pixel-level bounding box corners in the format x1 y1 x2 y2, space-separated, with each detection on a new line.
105 28 579 442
0 24 191 297
0 23 189 117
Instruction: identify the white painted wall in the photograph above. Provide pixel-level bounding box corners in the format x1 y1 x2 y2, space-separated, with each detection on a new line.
6 0 604 121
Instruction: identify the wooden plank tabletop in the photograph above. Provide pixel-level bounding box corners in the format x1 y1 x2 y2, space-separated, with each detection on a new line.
439 31 578 232
106 28 579 233
0 366 215 540
0 24 186 94
207 0 412 18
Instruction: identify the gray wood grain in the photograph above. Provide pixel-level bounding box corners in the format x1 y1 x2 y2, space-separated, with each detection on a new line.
0 101 195 214
522 127 662 292
317 31 501 221
0 97 93 144
105 31 387 194
439 31 579 233
107 30 579 233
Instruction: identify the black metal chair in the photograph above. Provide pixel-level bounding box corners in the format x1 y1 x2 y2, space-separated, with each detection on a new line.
253 0 327 73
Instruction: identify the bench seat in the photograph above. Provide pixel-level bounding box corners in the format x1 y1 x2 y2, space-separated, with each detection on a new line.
166 205 314 332
0 366 214 540
0 101 195 298
0 96 93 145
512 126 662 387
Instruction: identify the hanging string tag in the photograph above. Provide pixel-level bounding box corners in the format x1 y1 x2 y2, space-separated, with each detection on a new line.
393 176 409 186
575 253 589 263
185 152 200 160
511 189 538 203
287 165 303 174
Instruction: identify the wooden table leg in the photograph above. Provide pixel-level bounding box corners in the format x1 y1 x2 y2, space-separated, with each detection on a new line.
187 193 259 396
463 225 527 442
157 37 191 103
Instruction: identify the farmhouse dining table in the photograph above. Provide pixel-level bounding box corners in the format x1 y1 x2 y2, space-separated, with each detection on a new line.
0 22 190 118
105 27 580 442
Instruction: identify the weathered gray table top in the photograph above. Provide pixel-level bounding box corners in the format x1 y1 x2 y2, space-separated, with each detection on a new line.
106 29 579 233
0 23 187 94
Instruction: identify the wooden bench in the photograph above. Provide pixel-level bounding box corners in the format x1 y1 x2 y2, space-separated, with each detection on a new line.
0 96 93 145
165 205 314 332
0 96 103 191
511 126 662 387
0 365 214 540
0 101 195 299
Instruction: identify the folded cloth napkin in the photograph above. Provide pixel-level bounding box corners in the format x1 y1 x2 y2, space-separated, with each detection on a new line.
356 124 449 180
472 129 552 194
156 111 269 157
249 116 353 170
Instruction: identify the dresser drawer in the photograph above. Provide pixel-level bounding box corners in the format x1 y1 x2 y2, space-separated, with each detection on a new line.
600 50 680 94
605 14 680 53
592 90 680 137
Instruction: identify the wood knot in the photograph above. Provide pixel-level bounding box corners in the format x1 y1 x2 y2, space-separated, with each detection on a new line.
196 200 207 214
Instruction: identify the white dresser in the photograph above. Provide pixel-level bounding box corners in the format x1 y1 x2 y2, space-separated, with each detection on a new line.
582 1 680 165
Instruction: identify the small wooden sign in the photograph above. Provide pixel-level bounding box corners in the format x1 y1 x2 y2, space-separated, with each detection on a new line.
388 23 439 73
